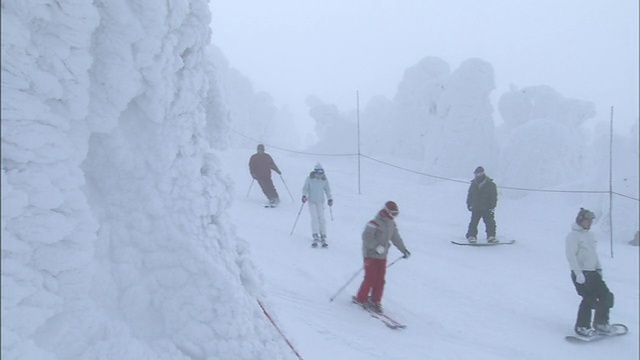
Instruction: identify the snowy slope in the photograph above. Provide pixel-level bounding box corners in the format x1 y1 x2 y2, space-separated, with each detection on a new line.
220 147 639 360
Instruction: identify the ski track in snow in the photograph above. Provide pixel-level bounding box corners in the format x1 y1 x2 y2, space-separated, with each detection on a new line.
222 148 639 360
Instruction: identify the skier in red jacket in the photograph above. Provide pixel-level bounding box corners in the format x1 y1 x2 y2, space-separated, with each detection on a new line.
353 201 410 313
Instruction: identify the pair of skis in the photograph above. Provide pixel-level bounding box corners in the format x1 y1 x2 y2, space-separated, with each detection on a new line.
352 297 405 330
364 307 406 329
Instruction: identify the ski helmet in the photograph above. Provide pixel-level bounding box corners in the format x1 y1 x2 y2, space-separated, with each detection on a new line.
575 207 595 224
385 201 399 216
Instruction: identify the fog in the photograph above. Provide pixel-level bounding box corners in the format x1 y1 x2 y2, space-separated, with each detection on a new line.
210 0 639 135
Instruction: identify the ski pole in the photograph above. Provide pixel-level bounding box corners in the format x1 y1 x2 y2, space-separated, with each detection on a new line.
329 266 363 302
246 179 254 197
289 202 305 236
279 174 295 202
329 204 334 221
329 255 404 302
386 255 405 269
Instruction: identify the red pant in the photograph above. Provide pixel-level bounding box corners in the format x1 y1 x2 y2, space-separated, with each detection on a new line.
356 258 387 304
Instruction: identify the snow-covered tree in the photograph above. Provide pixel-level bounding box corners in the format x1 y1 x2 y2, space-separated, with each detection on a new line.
208 45 300 150
361 95 396 156
392 57 450 161
497 84 596 195
305 95 357 154
432 58 498 178
1 1 288 358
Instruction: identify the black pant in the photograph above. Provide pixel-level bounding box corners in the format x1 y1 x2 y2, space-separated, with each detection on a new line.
256 176 279 201
465 209 496 238
571 271 613 328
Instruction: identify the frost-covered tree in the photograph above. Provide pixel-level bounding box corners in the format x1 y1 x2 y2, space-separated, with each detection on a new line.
361 95 396 156
305 95 357 154
432 58 498 178
393 57 450 161
498 85 595 194
1 1 288 358
500 119 577 195
498 84 533 130
317 56 498 179
208 45 300 150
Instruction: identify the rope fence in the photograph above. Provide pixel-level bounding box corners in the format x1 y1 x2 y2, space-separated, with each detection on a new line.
227 126 639 201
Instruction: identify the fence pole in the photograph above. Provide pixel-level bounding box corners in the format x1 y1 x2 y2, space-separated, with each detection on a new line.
609 105 614 258
357 90 361 195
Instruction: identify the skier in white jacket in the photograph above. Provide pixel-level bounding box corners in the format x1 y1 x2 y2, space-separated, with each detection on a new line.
301 163 333 247
565 208 614 337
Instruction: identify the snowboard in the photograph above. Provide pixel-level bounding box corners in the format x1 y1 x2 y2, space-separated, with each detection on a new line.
451 239 515 246
565 324 628 343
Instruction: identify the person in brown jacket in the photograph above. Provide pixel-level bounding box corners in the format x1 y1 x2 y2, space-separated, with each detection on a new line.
248 144 281 206
353 201 410 313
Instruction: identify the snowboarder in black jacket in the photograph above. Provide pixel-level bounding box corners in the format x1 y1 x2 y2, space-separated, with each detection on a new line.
465 166 498 243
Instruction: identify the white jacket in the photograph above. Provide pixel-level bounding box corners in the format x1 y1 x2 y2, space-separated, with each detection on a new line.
565 222 602 276
302 172 332 203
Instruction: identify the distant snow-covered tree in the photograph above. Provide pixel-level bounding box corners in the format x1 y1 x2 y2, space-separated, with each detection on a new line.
498 84 532 130
393 57 450 161
432 58 498 178
500 119 578 196
497 84 595 196
208 45 300 150
305 95 357 154
361 95 395 156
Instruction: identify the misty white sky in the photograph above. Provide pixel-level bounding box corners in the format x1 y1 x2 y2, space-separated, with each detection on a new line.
210 0 639 133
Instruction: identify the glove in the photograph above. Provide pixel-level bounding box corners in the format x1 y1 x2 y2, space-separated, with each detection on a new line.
489 208 495 214
375 245 385 254
575 273 586 285
301 196 307 203
327 199 333 206
251 174 257 180
467 205 472 211
276 170 282 175
402 249 411 259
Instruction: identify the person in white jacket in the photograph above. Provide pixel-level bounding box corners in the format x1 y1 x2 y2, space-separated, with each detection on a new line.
302 163 333 247
565 208 614 337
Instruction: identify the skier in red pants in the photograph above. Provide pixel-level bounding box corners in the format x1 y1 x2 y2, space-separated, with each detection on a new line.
354 201 410 313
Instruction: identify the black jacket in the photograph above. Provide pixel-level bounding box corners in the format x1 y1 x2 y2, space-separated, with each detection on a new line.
466 175 497 211
249 152 280 179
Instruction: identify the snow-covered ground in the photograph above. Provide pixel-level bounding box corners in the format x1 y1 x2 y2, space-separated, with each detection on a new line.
221 147 639 360
2 1 638 359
